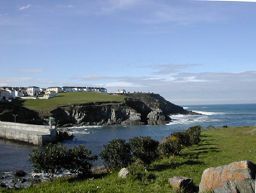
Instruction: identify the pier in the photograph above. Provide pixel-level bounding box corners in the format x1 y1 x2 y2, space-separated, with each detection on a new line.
0 121 57 145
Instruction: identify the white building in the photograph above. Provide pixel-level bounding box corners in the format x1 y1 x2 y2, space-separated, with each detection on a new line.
0 89 12 101
46 87 62 93
27 86 40 96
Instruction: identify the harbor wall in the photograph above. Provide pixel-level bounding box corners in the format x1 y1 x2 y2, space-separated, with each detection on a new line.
0 121 57 145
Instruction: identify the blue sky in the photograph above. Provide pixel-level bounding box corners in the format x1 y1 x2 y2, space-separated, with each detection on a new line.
1 0 256 105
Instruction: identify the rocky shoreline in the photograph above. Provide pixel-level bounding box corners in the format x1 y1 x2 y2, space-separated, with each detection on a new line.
0 93 194 127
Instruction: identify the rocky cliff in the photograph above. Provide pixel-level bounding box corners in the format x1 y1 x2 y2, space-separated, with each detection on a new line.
50 93 191 126
0 93 192 126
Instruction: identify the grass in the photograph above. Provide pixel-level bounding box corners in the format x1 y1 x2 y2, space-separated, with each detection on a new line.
1 126 256 193
22 92 126 116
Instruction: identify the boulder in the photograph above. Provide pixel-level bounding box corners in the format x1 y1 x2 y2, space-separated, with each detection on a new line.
168 176 194 193
118 168 129 179
199 160 256 193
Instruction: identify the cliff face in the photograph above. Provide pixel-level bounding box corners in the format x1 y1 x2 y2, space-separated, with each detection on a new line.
0 93 190 126
50 93 190 127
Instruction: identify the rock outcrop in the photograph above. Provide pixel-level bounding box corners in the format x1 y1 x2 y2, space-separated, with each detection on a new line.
50 93 190 126
168 176 195 193
199 160 256 193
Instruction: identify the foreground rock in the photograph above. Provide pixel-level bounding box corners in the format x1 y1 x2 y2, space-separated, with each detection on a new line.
168 176 194 193
199 160 256 193
0 170 76 189
118 168 129 179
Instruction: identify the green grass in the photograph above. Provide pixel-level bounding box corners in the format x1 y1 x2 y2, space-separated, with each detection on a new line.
1 126 256 193
23 92 126 116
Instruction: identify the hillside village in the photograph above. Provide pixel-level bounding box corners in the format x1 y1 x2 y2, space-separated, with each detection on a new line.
0 86 109 101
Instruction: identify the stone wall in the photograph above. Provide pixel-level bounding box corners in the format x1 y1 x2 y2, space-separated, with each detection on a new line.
0 121 57 145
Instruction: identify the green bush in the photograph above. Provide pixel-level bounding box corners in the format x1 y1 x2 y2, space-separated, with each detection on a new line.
128 160 156 184
129 136 159 165
68 145 97 175
30 144 96 176
172 132 191 146
186 125 202 145
100 139 131 169
158 135 182 157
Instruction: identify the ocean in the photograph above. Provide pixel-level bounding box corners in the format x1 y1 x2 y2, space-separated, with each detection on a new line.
1 103 256 172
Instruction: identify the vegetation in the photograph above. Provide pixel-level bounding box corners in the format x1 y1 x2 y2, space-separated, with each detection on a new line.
158 135 182 157
100 139 132 169
30 144 97 176
129 136 159 166
23 92 126 116
128 161 156 184
186 125 202 145
2 126 256 193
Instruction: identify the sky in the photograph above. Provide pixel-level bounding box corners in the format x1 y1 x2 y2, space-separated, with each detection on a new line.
0 0 256 105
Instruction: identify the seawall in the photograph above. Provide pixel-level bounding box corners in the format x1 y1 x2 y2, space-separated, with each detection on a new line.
0 121 57 145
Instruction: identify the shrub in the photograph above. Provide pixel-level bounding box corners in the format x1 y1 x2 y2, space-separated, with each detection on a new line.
186 125 202 145
158 135 182 157
129 136 159 165
30 144 96 176
30 143 68 175
172 132 191 147
68 145 97 175
100 139 131 169
128 160 156 184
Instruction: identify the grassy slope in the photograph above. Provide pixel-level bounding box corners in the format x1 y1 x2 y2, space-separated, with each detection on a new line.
23 92 126 116
2 126 256 193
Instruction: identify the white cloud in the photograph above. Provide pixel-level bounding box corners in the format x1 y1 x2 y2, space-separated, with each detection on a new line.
19 4 31 11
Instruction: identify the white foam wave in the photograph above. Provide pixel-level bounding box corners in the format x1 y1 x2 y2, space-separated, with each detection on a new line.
183 106 189 110
193 110 224 116
70 130 90 135
68 125 102 129
167 114 220 125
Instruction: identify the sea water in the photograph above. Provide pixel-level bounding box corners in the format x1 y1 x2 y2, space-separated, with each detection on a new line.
1 104 256 171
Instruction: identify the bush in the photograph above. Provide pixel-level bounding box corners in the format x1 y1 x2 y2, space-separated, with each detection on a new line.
30 144 96 176
158 135 182 157
129 136 159 165
100 139 131 169
30 143 68 175
172 132 191 147
68 145 97 175
186 125 202 145
128 160 156 184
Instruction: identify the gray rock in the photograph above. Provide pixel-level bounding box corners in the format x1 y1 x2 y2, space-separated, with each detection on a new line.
168 176 194 193
199 160 256 193
118 168 129 179
147 109 167 125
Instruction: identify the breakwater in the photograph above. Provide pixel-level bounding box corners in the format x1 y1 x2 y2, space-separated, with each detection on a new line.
0 121 57 145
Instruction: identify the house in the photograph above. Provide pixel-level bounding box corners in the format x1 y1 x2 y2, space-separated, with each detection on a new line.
27 86 40 96
46 87 62 93
0 89 12 101
62 86 76 92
